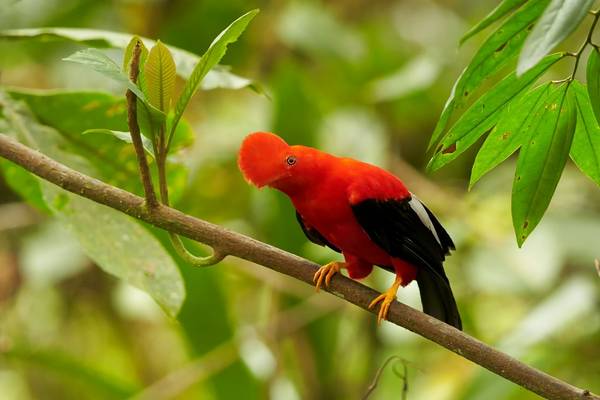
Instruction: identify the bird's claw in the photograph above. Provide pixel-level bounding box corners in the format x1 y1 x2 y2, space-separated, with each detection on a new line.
313 261 344 292
368 276 402 324
368 293 395 325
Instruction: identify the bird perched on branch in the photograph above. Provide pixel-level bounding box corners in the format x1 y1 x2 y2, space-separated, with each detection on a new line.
238 132 462 329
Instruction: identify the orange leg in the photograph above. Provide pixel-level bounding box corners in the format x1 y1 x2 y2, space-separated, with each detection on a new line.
313 261 346 291
368 274 403 324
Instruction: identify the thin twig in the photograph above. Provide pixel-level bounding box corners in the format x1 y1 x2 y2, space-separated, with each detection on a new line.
126 40 158 208
558 10 600 82
362 355 409 400
0 134 597 400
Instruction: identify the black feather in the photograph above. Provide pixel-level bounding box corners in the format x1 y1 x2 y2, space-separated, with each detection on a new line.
351 198 462 330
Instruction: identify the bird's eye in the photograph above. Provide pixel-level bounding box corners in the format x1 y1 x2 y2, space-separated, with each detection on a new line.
286 155 297 166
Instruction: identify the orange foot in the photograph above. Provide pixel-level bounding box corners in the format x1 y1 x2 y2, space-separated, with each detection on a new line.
368 275 402 324
313 261 346 292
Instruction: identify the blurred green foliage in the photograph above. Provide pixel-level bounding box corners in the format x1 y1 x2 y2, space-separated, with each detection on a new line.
0 1 598 399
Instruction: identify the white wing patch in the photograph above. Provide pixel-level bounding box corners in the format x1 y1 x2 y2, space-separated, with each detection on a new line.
408 194 441 245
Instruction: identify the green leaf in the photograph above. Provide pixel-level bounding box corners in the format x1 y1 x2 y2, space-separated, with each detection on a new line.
517 0 595 75
137 99 166 141
0 27 259 91
512 82 576 246
123 35 148 73
64 49 166 135
570 80 600 186
0 159 50 212
1 92 185 315
429 0 550 150
586 46 600 125
8 89 191 201
82 128 155 157
460 0 528 45
428 53 563 171
63 48 147 101
456 0 551 106
45 186 185 316
470 82 552 188
144 41 176 112
169 9 259 144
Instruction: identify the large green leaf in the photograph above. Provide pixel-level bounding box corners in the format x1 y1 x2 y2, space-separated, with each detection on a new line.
0 92 185 316
460 0 528 45
429 0 550 150
44 185 185 316
169 9 259 144
517 0 595 75
470 82 552 187
586 47 600 125
428 53 563 171
512 82 576 246
144 41 176 112
0 27 258 90
570 81 600 186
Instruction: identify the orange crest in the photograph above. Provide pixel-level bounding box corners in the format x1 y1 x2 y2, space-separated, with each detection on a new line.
238 132 290 187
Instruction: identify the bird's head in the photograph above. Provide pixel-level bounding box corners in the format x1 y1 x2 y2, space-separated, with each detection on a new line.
238 132 323 193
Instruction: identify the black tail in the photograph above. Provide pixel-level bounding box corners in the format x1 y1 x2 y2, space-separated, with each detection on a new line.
416 267 462 330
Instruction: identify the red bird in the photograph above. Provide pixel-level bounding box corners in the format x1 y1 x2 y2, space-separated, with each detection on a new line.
238 132 461 329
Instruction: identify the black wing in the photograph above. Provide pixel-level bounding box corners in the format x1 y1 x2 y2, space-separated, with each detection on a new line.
296 212 341 253
351 197 462 330
351 198 450 280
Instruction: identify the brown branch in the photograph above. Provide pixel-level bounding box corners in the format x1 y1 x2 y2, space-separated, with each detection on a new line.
0 133 597 400
126 41 158 208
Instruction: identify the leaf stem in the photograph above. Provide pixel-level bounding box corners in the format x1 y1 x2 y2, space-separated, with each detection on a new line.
153 92 224 267
559 10 600 82
168 232 226 266
127 40 158 208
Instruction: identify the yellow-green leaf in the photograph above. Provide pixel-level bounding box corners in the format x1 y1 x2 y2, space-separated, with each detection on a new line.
144 40 176 112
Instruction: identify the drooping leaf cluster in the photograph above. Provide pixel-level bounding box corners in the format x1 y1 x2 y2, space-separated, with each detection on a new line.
428 0 600 245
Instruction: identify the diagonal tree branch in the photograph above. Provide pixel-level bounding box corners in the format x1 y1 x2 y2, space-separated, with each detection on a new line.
0 133 597 400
